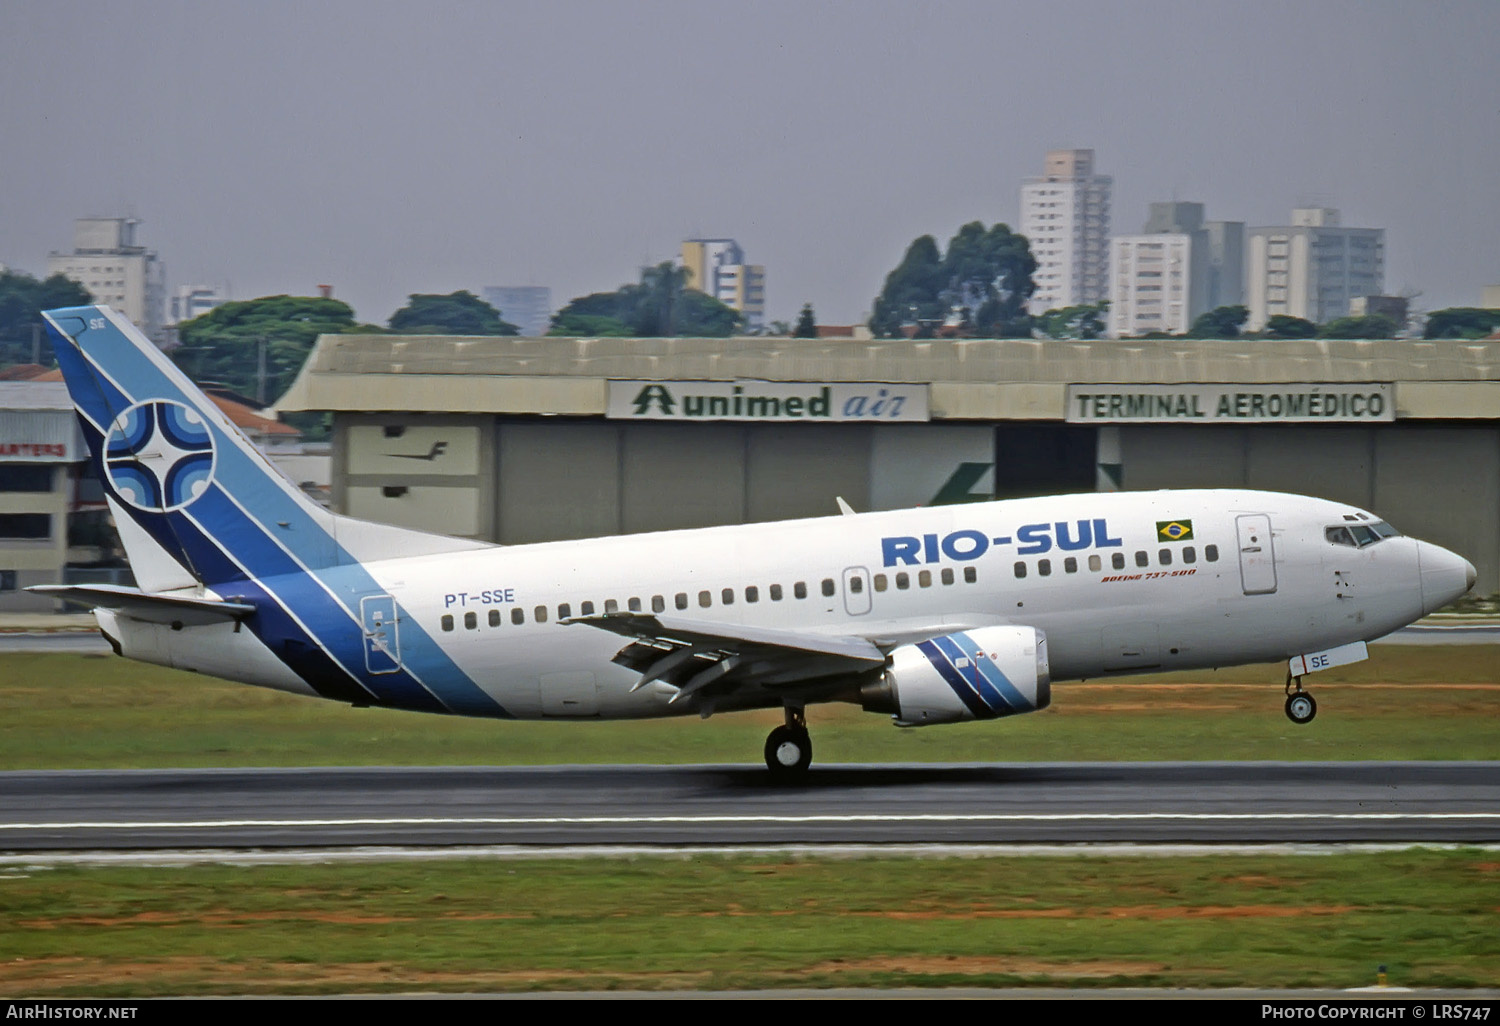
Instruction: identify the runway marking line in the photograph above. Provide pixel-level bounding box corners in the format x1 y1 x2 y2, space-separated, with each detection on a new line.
3 812 1499 831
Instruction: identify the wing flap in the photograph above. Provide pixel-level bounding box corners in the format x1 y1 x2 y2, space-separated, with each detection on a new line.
28 584 256 627
564 612 888 708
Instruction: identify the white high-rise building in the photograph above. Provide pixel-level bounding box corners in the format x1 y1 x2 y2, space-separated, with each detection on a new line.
1020 149 1112 315
168 284 225 325
47 218 166 342
1108 203 1247 337
1246 208 1384 331
1108 234 1192 337
680 238 765 329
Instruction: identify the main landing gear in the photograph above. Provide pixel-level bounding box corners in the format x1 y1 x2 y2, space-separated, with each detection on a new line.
1284 671 1317 725
765 704 812 778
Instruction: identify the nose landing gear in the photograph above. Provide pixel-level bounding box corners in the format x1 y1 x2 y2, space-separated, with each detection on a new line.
1284 671 1317 724
765 704 812 778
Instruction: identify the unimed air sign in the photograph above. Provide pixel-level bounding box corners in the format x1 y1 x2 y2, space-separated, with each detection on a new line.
608 380 931 423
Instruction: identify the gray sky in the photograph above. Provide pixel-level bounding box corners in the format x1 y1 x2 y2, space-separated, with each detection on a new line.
3 0 1497 326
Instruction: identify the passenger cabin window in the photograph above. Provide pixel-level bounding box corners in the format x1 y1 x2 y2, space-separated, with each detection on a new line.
722 588 735 605
1014 561 1026 578
1111 553 1126 570
1038 559 1051 577
534 605 548 623
821 578 836 597
676 592 688 610
511 608 525 625
1205 545 1219 562
581 601 595 616
441 614 454 632
604 599 619 614
699 590 712 608
465 612 477 630
848 576 863 594
1063 557 1077 574
628 597 641 612
1134 551 1149 568
1182 547 1196 564
489 609 502 627
794 582 807 599
941 568 954 585
918 570 932 587
1159 549 1172 566
770 584 783 601
1088 554 1101 572
651 595 665 613
746 586 759 603
873 574 888 592
558 603 572 620
963 566 977 584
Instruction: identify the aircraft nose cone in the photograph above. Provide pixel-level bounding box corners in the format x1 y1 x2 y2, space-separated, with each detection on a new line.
1417 541 1477 615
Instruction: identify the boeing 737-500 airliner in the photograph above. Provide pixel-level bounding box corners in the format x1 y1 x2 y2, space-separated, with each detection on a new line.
32 306 1477 775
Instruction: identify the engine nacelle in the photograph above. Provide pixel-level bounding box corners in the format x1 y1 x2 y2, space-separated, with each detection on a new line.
861 625 1050 726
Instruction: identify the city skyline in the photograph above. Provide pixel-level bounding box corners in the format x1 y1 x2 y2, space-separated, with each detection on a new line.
2 1 1496 327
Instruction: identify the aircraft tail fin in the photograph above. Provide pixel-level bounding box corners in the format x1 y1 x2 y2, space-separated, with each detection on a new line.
41 305 485 592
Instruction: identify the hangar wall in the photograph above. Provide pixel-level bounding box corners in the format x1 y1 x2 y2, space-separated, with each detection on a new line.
335 415 1012 543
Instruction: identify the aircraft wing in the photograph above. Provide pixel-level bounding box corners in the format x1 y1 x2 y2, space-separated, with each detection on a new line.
27 585 257 627
564 612 888 708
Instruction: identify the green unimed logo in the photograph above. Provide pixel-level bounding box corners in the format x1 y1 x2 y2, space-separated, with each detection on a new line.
632 384 676 415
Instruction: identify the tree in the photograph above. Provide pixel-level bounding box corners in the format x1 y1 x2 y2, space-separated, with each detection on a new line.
0 270 92 367
1188 305 1249 339
1317 314 1399 339
674 287 742 337
1035 302 1108 340
793 303 818 338
549 263 742 337
388 291 517 335
1262 314 1318 339
870 223 1036 338
173 295 373 405
1423 307 1500 340
547 311 636 337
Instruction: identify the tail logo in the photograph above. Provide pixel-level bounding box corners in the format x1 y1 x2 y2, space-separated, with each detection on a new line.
104 401 217 512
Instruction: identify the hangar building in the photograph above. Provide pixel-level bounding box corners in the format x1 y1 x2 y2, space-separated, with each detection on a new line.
275 335 1500 594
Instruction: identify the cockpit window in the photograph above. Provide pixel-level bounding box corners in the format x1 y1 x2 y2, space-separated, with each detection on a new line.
1326 521 1401 548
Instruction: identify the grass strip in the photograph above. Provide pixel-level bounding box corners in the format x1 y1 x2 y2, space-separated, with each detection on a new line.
1 849 1496 995
2 647 1497 769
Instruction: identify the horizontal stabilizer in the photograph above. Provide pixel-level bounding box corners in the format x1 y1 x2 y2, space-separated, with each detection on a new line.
28 584 256 627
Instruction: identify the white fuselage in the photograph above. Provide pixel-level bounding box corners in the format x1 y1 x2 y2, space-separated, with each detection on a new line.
102 488 1468 722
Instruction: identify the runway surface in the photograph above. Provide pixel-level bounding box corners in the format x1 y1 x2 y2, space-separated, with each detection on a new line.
2 761 1497 850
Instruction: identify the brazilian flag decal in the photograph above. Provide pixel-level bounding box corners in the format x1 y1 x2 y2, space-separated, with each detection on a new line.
1157 520 1194 542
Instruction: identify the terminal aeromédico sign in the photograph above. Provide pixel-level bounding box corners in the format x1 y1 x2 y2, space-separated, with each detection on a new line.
1066 384 1394 424
608 380 930 423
